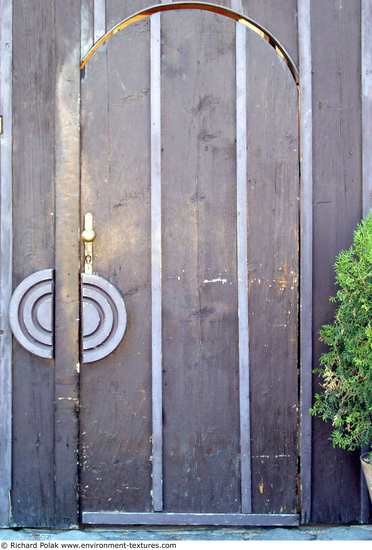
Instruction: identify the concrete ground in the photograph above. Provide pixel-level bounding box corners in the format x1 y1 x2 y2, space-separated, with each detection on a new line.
0 525 372 541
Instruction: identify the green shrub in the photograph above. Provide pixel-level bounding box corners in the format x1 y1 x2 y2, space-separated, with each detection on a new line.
310 212 372 451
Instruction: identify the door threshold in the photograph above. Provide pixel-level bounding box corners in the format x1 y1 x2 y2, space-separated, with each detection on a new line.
82 512 299 527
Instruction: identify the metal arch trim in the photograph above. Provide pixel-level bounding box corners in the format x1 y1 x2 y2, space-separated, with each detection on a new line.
80 2 299 84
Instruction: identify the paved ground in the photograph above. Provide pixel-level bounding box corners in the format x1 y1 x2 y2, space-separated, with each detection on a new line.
0 525 372 541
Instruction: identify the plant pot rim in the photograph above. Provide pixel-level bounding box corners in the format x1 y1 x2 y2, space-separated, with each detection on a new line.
360 452 372 463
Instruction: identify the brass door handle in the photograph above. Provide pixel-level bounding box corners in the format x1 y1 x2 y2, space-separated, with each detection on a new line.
80 212 127 363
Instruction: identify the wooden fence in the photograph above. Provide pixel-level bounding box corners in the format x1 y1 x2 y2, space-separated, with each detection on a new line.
0 0 371 527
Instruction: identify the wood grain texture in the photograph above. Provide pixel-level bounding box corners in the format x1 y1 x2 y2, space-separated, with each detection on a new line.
80 18 153 513
81 0 94 59
80 5 300 519
161 10 240 513
298 0 313 525
82 511 299 526
106 0 299 72
5 0 371 529
106 0 234 31
362 0 372 218
150 12 163 512
54 0 81 528
236 21 251 513
94 0 106 41
178 0 234 7
361 0 372 523
11 0 56 527
246 30 299 515
242 0 298 69
106 0 155 29
0 0 13 527
311 0 363 524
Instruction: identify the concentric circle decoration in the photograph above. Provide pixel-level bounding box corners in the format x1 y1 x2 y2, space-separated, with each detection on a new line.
81 273 127 363
9 269 54 359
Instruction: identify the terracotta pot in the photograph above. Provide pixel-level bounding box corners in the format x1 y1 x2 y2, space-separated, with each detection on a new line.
360 453 372 503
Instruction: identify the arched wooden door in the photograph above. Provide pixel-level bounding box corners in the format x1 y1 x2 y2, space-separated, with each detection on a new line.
79 5 299 525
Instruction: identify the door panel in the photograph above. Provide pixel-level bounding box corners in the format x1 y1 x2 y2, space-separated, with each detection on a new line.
11 0 56 525
246 30 299 514
80 8 299 519
161 11 240 513
80 19 152 512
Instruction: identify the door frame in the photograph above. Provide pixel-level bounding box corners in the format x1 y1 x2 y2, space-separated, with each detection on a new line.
79 1 303 526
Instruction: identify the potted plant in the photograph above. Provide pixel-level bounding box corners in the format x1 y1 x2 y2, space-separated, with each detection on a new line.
310 212 372 502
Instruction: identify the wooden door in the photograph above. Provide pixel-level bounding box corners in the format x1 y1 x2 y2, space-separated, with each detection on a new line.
79 6 299 525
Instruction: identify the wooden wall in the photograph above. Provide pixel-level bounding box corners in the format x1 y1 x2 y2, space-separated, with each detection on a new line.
311 0 367 524
1 0 370 527
11 0 56 527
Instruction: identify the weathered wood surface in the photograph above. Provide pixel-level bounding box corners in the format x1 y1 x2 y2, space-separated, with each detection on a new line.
246 30 299 514
11 0 56 527
362 0 372 218
298 0 313 526
82 511 299 526
235 18 251 514
161 10 240 513
80 6 299 517
242 0 298 68
0 0 13 528
150 12 163 512
6 0 370 528
94 0 106 41
81 0 94 57
106 0 155 29
311 0 364 524
106 0 240 33
104 0 298 69
80 18 153 512
361 0 372 524
54 0 81 528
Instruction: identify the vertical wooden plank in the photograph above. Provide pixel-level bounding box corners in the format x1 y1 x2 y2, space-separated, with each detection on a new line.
235 18 252 514
361 0 372 524
180 0 233 7
247 30 299 515
11 0 56 527
94 0 106 42
106 0 155 29
81 0 94 59
161 9 240 513
233 0 252 515
54 0 80 528
311 0 362 524
242 0 298 69
298 0 313 525
0 0 12 527
362 0 372 218
80 18 152 514
150 12 163 513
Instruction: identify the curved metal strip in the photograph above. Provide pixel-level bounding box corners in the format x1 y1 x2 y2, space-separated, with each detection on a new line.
80 1 299 83
8 269 54 359
82 289 114 350
82 300 101 337
81 273 127 363
22 283 53 346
